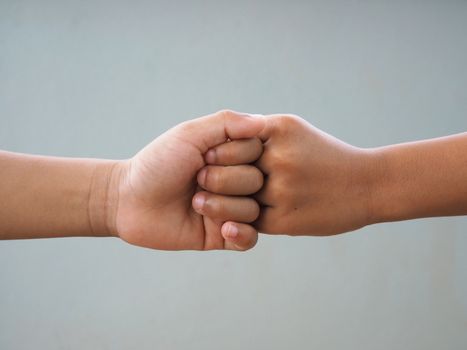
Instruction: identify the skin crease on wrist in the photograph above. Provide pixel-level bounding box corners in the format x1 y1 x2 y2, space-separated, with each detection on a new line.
194 114 467 237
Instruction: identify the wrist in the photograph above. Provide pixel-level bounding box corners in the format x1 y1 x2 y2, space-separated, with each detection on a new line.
342 147 386 229
88 159 127 237
363 146 395 225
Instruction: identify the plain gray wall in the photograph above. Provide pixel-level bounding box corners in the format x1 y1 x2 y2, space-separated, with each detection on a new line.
1 1 466 349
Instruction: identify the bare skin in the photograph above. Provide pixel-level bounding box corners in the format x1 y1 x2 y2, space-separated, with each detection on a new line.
3 111 466 250
195 114 467 240
0 110 265 251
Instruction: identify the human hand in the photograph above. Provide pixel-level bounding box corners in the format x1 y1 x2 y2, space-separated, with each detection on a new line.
4 111 463 244
110 110 265 250
195 114 380 236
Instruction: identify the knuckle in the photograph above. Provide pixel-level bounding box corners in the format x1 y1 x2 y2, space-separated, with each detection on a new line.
244 167 264 194
252 167 264 190
217 108 232 116
246 138 263 163
270 180 287 201
219 144 234 163
208 196 224 216
216 109 233 121
247 200 261 222
252 137 263 153
267 147 283 165
206 167 223 192
275 114 302 130
267 144 295 168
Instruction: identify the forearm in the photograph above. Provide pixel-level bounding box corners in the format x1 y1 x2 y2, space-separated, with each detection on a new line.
370 132 467 223
0 151 121 239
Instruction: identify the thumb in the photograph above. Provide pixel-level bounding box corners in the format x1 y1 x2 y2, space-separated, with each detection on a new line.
176 110 265 153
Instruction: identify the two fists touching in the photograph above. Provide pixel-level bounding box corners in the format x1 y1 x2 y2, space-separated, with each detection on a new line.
99 109 467 252
1 110 465 247
111 110 378 251
1 110 464 246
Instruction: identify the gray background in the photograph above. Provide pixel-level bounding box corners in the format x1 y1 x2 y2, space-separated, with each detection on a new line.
1 0 467 349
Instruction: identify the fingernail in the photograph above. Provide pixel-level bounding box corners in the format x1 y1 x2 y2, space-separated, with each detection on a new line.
205 149 216 164
193 194 205 212
225 223 239 238
197 168 207 186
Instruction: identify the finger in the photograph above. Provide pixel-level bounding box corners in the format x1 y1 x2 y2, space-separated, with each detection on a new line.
192 191 260 223
252 177 276 207
253 141 273 175
221 221 258 251
176 110 265 153
252 170 287 206
256 114 304 143
256 114 276 142
253 206 281 234
205 138 263 165
197 165 264 196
